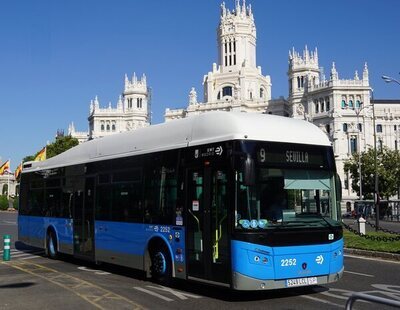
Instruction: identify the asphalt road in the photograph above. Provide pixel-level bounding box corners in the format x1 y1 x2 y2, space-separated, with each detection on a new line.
1 212 400 310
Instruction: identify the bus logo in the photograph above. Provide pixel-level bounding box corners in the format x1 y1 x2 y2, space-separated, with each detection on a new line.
215 146 223 156
315 255 324 265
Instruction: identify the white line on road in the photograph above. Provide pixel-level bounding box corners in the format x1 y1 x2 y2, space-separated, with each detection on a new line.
345 254 400 264
133 287 174 302
301 294 344 307
344 270 374 277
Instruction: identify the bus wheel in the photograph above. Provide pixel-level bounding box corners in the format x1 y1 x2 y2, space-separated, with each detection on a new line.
46 231 58 259
150 243 172 285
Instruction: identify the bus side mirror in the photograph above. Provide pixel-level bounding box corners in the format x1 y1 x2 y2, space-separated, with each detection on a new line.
243 155 255 186
335 173 342 202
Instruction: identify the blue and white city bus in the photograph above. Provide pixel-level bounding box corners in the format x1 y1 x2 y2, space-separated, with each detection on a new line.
18 112 343 290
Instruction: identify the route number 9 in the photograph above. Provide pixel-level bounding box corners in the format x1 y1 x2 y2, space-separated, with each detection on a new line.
259 148 266 162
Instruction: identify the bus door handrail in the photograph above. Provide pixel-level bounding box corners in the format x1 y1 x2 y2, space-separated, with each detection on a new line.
188 209 200 232
345 292 400 309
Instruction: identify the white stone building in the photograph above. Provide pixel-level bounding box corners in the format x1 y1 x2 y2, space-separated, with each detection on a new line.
69 73 151 141
165 1 287 121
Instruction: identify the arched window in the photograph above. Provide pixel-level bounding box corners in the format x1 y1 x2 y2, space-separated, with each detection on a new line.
260 88 264 98
112 124 116 131
315 101 319 113
377 124 382 133
355 100 361 108
101 123 105 131
341 100 346 109
325 97 330 111
358 123 362 132
222 86 232 97
320 99 324 112
106 124 110 131
348 100 354 108
249 92 253 100
326 124 331 133
343 123 348 132
350 137 357 154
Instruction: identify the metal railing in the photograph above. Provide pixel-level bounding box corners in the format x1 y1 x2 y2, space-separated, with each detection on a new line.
346 292 400 309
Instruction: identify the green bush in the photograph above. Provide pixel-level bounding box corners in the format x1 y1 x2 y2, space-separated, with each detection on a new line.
13 197 19 210
0 195 8 210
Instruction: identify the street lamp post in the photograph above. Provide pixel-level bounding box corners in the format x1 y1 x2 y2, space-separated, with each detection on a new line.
382 74 400 86
354 106 366 200
371 90 379 231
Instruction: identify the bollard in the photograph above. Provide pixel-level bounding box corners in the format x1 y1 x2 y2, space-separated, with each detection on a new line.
3 234 11 261
357 217 366 235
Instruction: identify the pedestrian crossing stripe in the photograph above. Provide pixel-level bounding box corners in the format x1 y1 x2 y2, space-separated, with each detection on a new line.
0 249 44 260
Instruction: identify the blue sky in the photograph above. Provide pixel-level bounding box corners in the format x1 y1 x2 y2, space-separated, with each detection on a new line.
1 0 400 170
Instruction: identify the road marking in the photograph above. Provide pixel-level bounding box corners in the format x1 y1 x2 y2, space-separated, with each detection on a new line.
0 249 44 260
146 285 201 300
344 270 374 277
345 254 400 264
78 266 110 275
133 287 174 302
301 294 344 307
4 261 145 309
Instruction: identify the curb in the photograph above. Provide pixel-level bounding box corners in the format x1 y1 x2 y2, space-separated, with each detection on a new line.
344 247 400 262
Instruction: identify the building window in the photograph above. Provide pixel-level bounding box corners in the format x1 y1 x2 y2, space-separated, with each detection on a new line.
348 100 354 108
106 124 110 131
217 91 221 100
350 137 357 154
260 88 264 98
297 77 300 89
341 100 346 109
320 99 324 112
325 97 330 111
377 124 382 133
222 86 232 97
112 124 116 131
137 98 143 109
343 123 348 132
326 124 331 133
395 125 397 131
358 123 362 132
101 124 105 131
355 100 361 108
315 101 319 113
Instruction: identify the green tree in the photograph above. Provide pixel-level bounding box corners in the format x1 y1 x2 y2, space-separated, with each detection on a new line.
344 147 400 200
46 135 79 159
23 135 79 163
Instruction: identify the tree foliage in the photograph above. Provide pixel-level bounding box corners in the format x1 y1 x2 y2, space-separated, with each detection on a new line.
46 135 79 159
23 135 79 163
344 147 400 200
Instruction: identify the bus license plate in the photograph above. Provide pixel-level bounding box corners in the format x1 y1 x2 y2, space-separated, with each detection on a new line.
286 277 317 287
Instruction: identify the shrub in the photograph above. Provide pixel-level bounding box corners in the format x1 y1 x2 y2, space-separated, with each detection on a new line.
0 195 8 210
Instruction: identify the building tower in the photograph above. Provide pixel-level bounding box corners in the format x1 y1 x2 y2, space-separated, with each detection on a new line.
87 73 150 140
288 46 320 119
165 0 275 121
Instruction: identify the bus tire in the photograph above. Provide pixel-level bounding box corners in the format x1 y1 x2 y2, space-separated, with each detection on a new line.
150 243 172 285
46 230 58 259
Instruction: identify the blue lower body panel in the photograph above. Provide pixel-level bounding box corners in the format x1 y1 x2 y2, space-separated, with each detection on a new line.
231 239 344 290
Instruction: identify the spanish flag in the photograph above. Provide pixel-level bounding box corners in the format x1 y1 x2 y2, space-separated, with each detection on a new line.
34 147 47 162
14 162 22 179
0 160 10 175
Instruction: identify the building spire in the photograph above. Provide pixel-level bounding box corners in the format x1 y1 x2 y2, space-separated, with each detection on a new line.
330 62 338 80
363 62 369 81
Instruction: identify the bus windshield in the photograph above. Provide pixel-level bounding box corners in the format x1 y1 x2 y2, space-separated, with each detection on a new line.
235 168 340 230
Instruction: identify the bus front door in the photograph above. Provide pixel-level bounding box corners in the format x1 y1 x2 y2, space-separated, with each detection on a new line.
186 166 230 286
73 177 95 259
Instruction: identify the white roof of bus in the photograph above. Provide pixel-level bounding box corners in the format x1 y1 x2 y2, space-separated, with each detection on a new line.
24 112 331 172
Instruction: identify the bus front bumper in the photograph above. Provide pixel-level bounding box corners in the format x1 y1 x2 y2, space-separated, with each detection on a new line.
232 266 344 291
